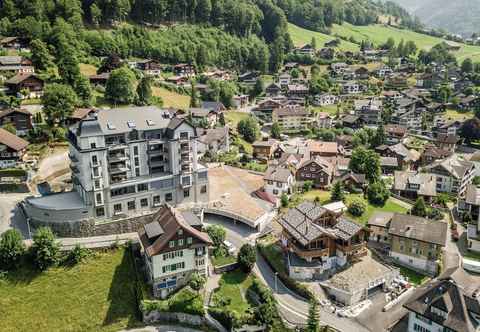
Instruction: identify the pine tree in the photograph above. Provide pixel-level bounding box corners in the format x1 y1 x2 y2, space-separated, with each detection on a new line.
189 81 200 108
136 76 152 106
307 299 320 332
411 197 428 218
331 181 345 202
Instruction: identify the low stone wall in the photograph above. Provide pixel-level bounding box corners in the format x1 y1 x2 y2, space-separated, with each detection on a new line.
29 213 156 238
213 262 239 274
143 311 215 330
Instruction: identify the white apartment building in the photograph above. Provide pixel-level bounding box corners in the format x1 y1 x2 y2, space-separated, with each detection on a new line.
24 107 209 228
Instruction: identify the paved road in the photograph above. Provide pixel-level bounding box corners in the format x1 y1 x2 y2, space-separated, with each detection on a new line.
0 193 30 237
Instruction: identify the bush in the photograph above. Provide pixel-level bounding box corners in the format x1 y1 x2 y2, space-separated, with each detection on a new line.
66 244 90 265
189 272 206 292
206 225 226 248
0 229 25 270
237 244 256 273
348 199 367 217
31 227 60 270
280 193 289 207
331 181 345 202
367 181 390 206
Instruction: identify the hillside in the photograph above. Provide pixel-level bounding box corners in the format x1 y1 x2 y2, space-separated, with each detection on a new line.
328 23 480 61
288 23 359 52
390 0 480 37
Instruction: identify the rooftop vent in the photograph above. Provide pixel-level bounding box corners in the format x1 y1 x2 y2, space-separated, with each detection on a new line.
127 121 136 128
146 119 155 126
107 122 116 130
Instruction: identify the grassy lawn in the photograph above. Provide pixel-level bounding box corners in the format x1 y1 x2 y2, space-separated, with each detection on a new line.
398 266 429 286
0 249 140 332
257 235 287 275
288 23 359 52
212 270 255 316
444 109 474 121
80 63 98 76
330 23 480 62
311 104 338 116
233 135 253 155
143 287 204 316
211 254 237 267
224 111 250 130
152 86 190 109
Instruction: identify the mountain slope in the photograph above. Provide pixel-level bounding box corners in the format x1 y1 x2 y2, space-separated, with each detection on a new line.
391 0 480 36
288 23 359 52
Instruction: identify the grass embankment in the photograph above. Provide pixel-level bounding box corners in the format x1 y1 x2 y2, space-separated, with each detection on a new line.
152 86 191 109
288 23 359 52
212 270 255 316
0 248 140 332
211 254 237 267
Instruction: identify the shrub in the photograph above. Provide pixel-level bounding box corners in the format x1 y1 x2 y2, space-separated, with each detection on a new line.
237 244 256 273
411 197 428 217
31 227 60 270
331 181 345 202
303 181 313 192
348 199 366 217
206 225 226 248
0 229 25 270
367 181 390 206
66 244 90 265
189 272 206 292
280 193 289 207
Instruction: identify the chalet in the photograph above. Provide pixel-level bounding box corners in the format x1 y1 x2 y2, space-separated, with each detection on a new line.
272 107 312 132
354 99 382 125
0 108 32 136
197 127 229 156
252 138 279 160
330 63 348 77
5 73 44 99
201 101 226 113
0 56 34 75
459 184 480 253
296 156 334 188
0 37 29 51
342 81 364 95
238 71 258 85
286 84 309 98
435 134 460 152
318 48 335 60
444 40 462 51
316 112 333 129
284 62 299 71
384 124 407 144
278 201 368 278
165 76 188 85
367 211 394 244
403 279 480 332
313 93 338 106
420 145 452 166
336 172 367 191
380 156 399 175
0 128 29 169
424 154 475 196
393 171 437 202
341 115 364 129
232 95 249 109
376 143 419 169
384 74 409 90
66 108 96 126
308 140 341 158
388 213 447 275
135 59 162 76
89 72 110 86
374 65 393 78
324 39 340 48
263 166 295 198
294 44 315 57
188 108 218 128
173 63 195 77
265 83 282 97
253 98 284 120
138 205 212 298
390 97 422 132
457 95 479 110
336 135 354 150
354 66 370 80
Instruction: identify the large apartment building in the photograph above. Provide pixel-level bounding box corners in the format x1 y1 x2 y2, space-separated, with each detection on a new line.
24 107 209 230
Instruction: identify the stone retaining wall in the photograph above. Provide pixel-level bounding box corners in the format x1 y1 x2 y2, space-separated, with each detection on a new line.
143 311 216 330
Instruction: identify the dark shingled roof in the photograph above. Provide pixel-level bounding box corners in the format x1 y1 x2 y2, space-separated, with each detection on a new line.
0 128 29 151
388 213 447 246
333 218 363 241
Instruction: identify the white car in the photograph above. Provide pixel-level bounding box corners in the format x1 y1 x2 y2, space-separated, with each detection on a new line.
223 240 236 255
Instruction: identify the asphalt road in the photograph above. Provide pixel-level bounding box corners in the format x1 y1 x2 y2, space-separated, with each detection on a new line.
0 193 30 238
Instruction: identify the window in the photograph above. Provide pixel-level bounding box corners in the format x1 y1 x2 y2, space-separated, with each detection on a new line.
94 179 101 189
187 237 192 244
178 239 184 246
135 168 140 177
140 198 148 207
111 185 136 197
137 183 148 192
92 155 98 165
163 250 183 260
169 240 175 248
96 207 105 217
93 167 99 177
153 195 161 206
183 189 190 198
133 146 139 155
180 132 189 139
114 203 122 212
273 189 279 195
90 142 96 149
165 193 173 201
134 157 139 167
96 193 102 204
127 201 135 210
178 229 183 235
200 185 207 194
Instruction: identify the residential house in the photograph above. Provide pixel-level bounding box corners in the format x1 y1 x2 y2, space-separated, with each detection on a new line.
336 172 367 192
265 83 282 97
201 101 226 114
308 140 342 158
197 127 229 156
278 201 368 277
263 166 295 198
388 213 447 275
232 95 249 109
89 72 110 86
165 76 188 86
316 112 333 129
5 73 44 99
374 65 393 78
419 145 452 166
341 115 364 129
424 154 475 196
294 44 315 57
376 143 420 169
384 74 409 90
336 135 355 151
403 279 480 332
283 62 299 71
189 108 218 128
0 108 32 136
342 81 364 95
319 48 335 60
135 59 162 76
433 119 463 138
459 184 480 253
354 99 382 125
313 94 338 107
330 63 349 77
286 84 309 99
0 56 34 76
173 64 195 77
278 73 292 87
380 156 399 175
393 171 437 202
324 39 340 48
367 211 394 244
457 95 480 110
384 124 407 144
238 71 258 85
252 98 284 120
66 108 97 126
272 107 312 132
139 205 212 298
390 97 423 133
0 37 29 51
0 128 29 169
296 156 334 188
435 134 460 152
252 139 279 160
354 67 370 80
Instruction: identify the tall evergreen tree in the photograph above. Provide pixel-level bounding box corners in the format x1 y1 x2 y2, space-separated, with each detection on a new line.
136 76 152 106
307 299 320 332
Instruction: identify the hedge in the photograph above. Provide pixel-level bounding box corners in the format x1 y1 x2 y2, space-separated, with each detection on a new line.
257 243 315 301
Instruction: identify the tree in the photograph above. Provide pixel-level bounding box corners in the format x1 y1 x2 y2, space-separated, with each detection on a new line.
90 3 102 26
189 272 206 293
311 37 317 50
459 118 480 143
189 81 200 108
136 76 152 106
367 181 390 206
237 243 256 273
383 37 395 50
371 123 386 148
2 123 16 135
206 225 226 248
331 181 345 202
74 75 93 107
349 147 381 183
67 244 90 265
42 83 78 125
98 54 123 74
281 193 289 207
411 197 428 217
105 67 136 105
252 78 265 98
307 299 320 332
271 122 281 139
237 117 259 143
195 0 212 22
0 229 25 270
30 39 55 71
461 58 474 74
31 227 60 270
348 199 367 217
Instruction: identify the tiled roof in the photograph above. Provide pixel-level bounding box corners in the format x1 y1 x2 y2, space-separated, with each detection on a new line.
388 213 447 245
0 128 28 151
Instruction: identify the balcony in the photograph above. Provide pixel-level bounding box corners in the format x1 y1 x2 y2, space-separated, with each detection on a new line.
109 165 129 175
108 153 129 163
107 144 128 151
337 242 367 257
289 242 329 261
110 175 127 184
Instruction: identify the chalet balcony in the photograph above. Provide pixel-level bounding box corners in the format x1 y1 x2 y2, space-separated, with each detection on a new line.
107 144 128 151
109 165 129 175
110 174 127 184
289 241 329 261
337 241 367 256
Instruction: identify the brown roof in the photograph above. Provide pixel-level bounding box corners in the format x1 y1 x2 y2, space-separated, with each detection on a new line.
138 205 212 257
385 124 407 136
308 140 339 155
0 128 29 151
0 108 31 119
69 108 96 120
5 73 42 85
273 107 309 117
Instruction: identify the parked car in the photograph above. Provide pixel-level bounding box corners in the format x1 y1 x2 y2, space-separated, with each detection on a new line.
223 240 236 255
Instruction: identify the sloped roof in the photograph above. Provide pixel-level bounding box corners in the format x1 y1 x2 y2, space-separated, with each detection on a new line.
0 128 29 151
388 213 447 246
264 166 292 183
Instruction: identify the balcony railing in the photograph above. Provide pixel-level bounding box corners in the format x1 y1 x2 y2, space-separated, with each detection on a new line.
289 242 329 260
109 166 129 174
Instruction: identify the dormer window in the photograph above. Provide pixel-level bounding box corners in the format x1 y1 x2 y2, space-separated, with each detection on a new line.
107 122 116 130
178 229 183 235
146 120 155 126
127 121 136 128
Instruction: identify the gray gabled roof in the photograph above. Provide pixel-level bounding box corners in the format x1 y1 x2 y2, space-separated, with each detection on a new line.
388 213 447 246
